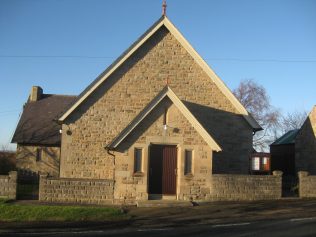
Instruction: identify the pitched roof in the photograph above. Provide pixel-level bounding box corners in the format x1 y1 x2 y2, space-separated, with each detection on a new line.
12 94 76 146
270 129 300 146
107 86 222 152
58 16 261 131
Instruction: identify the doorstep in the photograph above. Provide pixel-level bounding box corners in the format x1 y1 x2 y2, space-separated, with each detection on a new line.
137 200 193 208
148 194 177 200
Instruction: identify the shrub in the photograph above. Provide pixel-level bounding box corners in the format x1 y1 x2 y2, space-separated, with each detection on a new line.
0 151 16 175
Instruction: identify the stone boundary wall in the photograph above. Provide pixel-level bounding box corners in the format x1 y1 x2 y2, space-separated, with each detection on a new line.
0 171 17 199
39 175 114 205
298 171 316 198
209 171 283 201
39 172 284 204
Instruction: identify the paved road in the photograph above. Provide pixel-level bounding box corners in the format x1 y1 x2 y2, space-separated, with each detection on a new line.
2 217 316 237
2 199 316 236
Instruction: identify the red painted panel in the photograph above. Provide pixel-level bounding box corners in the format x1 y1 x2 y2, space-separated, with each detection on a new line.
162 146 177 195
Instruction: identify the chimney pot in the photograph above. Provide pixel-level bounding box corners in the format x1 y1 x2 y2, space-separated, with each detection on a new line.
30 86 43 102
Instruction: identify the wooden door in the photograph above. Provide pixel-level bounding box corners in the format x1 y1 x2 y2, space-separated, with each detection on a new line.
162 146 177 195
149 145 177 195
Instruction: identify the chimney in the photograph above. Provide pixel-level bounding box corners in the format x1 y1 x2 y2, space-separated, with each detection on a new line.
29 86 43 102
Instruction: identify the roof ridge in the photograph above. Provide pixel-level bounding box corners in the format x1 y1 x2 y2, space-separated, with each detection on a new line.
43 94 77 97
271 129 300 146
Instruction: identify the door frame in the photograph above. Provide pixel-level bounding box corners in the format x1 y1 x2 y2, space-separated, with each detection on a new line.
147 143 180 199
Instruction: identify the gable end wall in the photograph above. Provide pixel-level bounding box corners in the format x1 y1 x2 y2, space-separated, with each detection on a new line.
60 26 253 179
295 108 316 174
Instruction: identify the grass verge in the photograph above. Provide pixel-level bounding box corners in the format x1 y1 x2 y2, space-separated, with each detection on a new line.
0 198 126 222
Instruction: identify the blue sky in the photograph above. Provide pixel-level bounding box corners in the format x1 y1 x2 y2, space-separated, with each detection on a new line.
0 0 315 150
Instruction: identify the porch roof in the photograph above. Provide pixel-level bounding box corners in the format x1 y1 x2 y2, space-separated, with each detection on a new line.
107 86 222 152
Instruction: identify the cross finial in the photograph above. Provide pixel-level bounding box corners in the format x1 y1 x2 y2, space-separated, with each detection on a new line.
162 0 167 16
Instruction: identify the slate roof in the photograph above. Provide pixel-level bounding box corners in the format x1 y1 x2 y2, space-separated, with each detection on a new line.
270 129 300 146
12 94 76 146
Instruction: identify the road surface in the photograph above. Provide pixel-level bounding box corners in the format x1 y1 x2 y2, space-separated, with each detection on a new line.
1 217 316 237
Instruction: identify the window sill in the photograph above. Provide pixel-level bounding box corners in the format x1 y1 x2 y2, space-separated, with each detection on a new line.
133 172 145 177
184 173 194 179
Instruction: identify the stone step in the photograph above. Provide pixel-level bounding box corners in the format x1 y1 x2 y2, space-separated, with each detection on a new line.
148 194 177 200
137 200 193 208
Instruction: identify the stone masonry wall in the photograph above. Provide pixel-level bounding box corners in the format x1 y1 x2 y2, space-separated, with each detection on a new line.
16 144 60 177
113 100 213 203
298 171 316 198
60 25 253 180
295 106 316 174
208 171 283 201
0 171 17 199
39 175 114 205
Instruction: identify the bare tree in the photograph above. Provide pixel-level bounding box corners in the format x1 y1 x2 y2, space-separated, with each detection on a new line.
233 79 280 151
0 145 16 175
280 110 307 133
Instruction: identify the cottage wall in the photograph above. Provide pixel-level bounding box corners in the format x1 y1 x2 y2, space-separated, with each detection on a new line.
16 144 60 177
295 107 316 174
60 26 253 180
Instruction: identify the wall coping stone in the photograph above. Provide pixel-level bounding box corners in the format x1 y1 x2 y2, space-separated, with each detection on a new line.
9 171 17 179
212 173 281 178
44 177 115 182
272 170 283 177
0 171 17 180
298 171 309 178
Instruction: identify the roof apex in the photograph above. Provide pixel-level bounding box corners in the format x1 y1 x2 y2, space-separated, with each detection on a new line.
58 16 261 131
107 86 222 151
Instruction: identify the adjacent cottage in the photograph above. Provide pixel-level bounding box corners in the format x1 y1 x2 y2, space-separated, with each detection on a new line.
270 129 299 176
295 106 316 174
270 106 316 176
12 86 76 177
